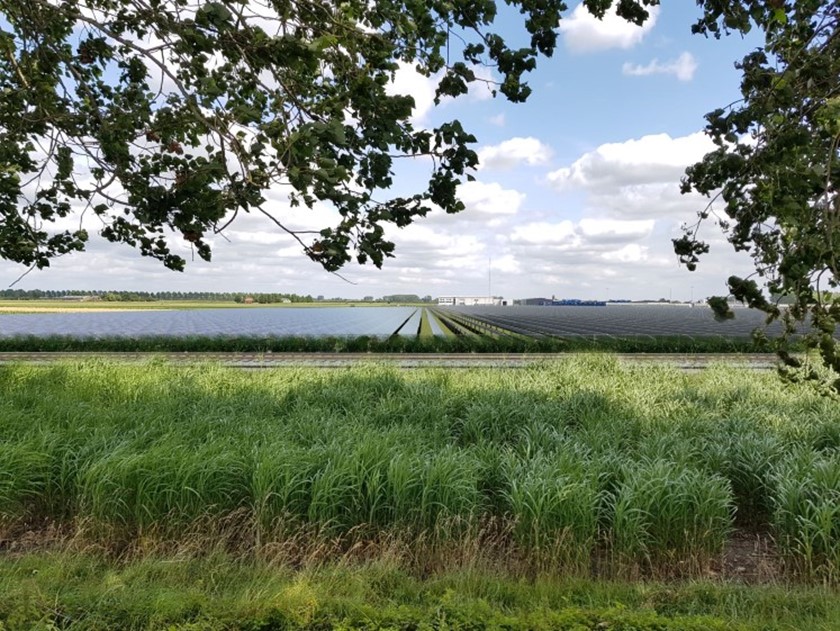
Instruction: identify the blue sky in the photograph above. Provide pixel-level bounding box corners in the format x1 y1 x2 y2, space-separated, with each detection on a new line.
1 2 764 301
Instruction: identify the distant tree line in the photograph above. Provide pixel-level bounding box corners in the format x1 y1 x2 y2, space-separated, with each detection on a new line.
234 293 313 304
381 294 433 303
0 289 314 303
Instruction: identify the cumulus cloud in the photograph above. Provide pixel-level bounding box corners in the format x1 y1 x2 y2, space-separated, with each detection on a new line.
477 137 553 170
0 121 755 301
559 2 659 53
547 132 715 192
493 130 756 301
458 180 525 216
387 62 438 125
382 223 494 283
588 182 701 218
601 243 649 263
510 221 576 245
490 254 521 274
510 218 653 250
622 52 698 82
578 218 654 243
387 62 499 125
497 215 676 298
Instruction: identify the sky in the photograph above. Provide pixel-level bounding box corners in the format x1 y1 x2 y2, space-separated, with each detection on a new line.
1 3 765 301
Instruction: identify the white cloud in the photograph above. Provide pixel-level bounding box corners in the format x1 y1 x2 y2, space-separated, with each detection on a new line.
622 52 698 82
477 137 553 170
458 181 525 216
467 65 500 101
387 62 438 125
490 130 756 301
559 3 659 53
509 218 652 251
601 243 648 263
578 218 654 243
387 62 500 125
490 254 521 274
383 223 493 280
510 221 576 245
589 182 704 218
487 113 506 127
547 132 715 192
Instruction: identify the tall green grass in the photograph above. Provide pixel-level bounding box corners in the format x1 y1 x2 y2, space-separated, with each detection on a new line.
0 332 768 353
772 448 840 581
611 460 732 571
0 358 838 578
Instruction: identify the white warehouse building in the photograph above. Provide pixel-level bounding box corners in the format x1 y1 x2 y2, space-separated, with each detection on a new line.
436 296 506 306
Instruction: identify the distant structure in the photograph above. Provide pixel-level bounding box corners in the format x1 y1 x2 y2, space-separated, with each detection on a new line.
552 298 607 306
437 296 506 306
515 297 607 307
517 297 553 306
382 294 421 303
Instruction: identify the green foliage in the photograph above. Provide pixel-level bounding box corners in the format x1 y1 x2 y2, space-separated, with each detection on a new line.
1 360 840 577
0 333 768 353
611 460 732 567
772 448 840 581
0 289 314 302
501 452 599 568
678 2 840 392
3 551 838 631
0 0 656 273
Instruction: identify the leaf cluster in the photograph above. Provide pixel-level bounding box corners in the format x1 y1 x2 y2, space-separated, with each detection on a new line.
677 0 840 393
0 0 657 274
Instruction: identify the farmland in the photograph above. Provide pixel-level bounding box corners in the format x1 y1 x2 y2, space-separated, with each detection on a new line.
1 358 839 629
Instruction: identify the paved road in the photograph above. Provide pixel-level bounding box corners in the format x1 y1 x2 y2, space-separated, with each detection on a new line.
0 352 780 370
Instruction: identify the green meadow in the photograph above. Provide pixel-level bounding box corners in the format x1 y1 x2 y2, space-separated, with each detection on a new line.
1 358 839 629
0 332 764 353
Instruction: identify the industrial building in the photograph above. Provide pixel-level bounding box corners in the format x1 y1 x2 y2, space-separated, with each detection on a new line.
516 297 553 306
436 296 507 306
515 297 607 307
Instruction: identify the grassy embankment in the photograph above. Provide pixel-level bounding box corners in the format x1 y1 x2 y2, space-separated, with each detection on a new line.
0 358 839 628
2 553 838 630
0 333 769 353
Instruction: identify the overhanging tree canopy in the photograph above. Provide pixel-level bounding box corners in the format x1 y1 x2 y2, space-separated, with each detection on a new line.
0 0 659 274
676 0 840 391
4 0 838 388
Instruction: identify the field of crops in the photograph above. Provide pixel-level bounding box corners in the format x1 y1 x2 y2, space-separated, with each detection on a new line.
2 358 838 582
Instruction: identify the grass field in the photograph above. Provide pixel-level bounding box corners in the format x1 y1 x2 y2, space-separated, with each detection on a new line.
0 332 767 353
1 358 839 629
1 552 838 630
